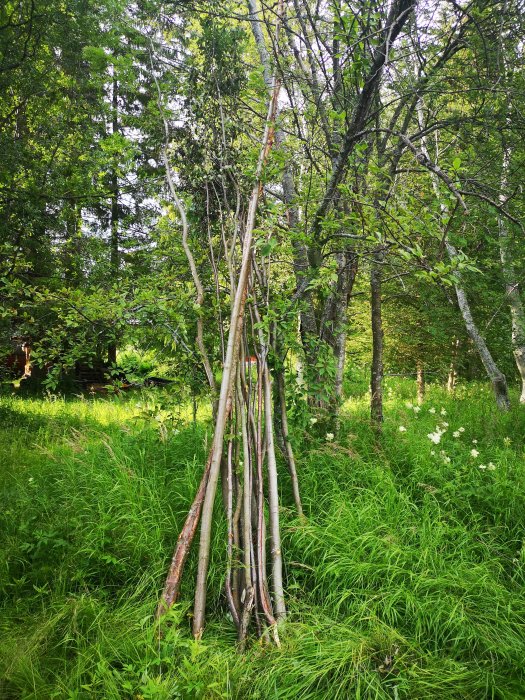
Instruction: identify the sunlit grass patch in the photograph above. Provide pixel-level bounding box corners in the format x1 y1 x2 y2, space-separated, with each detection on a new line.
1 381 525 698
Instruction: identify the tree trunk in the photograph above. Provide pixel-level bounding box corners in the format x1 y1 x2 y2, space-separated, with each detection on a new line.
370 249 384 425
149 42 216 397
108 73 119 367
416 360 425 405
320 250 358 406
263 367 286 621
447 244 510 410
276 370 303 519
498 148 525 402
447 338 459 392
414 96 510 411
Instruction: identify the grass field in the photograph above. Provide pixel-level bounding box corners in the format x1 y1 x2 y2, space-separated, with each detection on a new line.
1 380 525 699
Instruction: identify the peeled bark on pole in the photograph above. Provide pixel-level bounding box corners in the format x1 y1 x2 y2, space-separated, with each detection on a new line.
255 357 276 626
250 290 287 620
156 446 214 619
238 375 255 646
263 366 286 620
225 437 240 629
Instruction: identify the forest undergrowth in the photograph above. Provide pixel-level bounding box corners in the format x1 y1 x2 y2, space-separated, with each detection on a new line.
1 379 525 699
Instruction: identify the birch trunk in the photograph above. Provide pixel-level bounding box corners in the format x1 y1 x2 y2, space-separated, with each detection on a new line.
446 244 510 410
149 45 216 396
415 98 510 410
447 338 459 392
498 148 525 402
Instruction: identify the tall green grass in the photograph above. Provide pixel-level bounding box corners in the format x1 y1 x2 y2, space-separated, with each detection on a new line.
1 381 524 698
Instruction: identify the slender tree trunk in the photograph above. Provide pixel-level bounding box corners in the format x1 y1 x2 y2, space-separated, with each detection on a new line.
498 148 525 402
276 371 304 519
254 359 275 628
149 43 216 397
320 250 358 406
415 97 510 410
447 245 510 410
108 73 119 367
416 360 425 405
225 437 240 629
370 249 384 425
447 338 459 392
248 0 316 351
334 328 347 403
238 376 255 645
63 204 83 284
263 367 286 621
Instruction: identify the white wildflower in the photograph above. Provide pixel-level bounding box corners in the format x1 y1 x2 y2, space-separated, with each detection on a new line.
325 433 334 442
429 407 436 414
442 422 449 428
428 432 442 444
406 402 414 409
478 464 487 470
413 406 421 413
440 451 451 464
471 448 479 458
309 417 318 425
430 450 436 456
440 408 447 416
458 427 465 433
453 431 461 438
472 439 478 444
398 426 407 432
487 462 496 471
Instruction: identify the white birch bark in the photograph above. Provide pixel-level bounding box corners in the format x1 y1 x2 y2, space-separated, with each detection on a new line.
415 99 510 410
498 147 525 402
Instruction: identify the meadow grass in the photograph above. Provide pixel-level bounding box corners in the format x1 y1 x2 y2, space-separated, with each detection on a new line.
0 380 524 699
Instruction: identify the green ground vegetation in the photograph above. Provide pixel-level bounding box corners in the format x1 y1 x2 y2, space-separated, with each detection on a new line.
1 379 525 699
